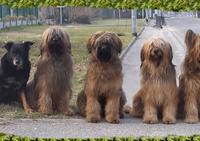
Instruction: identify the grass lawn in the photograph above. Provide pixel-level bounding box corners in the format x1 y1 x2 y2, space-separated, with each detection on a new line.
0 18 144 118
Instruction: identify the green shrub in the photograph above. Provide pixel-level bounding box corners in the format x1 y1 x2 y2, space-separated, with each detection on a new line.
1 133 200 141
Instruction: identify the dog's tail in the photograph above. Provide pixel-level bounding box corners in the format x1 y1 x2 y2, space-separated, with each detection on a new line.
76 90 87 117
25 80 37 110
119 89 127 118
123 94 143 117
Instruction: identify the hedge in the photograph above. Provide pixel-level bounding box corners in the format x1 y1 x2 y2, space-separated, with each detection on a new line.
0 0 200 11
1 133 200 141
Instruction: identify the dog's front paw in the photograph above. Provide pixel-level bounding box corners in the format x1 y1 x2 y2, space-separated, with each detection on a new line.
38 108 53 115
185 115 199 124
108 118 120 124
87 117 100 123
24 108 33 113
163 116 176 124
106 116 120 124
143 116 158 124
64 110 74 116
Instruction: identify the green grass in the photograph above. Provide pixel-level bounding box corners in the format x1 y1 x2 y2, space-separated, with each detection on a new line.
0 133 200 141
0 18 144 118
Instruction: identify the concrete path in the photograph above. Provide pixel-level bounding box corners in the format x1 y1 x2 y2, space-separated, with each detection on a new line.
1 17 200 138
1 118 200 138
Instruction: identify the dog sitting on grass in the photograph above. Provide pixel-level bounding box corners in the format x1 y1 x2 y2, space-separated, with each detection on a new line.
27 27 73 116
77 31 126 123
0 41 34 113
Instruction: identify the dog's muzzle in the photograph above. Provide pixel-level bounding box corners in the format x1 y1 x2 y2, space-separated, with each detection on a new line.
97 45 112 62
150 48 163 66
48 35 64 55
13 56 23 68
49 35 62 47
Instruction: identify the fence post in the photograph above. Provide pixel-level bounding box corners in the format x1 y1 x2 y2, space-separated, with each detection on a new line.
3 20 4 28
9 20 11 27
131 9 137 36
0 6 2 19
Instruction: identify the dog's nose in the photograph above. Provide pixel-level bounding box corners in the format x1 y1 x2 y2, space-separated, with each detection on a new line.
52 35 60 41
153 49 162 56
13 57 21 66
153 49 159 54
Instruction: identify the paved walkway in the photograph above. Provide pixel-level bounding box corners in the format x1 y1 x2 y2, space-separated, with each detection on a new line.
1 18 200 138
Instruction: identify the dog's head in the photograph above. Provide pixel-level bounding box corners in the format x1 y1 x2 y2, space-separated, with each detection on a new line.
41 27 71 57
3 41 33 69
184 30 200 71
141 38 173 67
87 31 122 63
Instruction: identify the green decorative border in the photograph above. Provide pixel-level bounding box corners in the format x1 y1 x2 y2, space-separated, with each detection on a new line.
0 0 200 11
1 133 200 141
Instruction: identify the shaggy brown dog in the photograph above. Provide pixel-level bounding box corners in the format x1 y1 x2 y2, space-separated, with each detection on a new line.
77 31 126 123
178 29 200 123
130 38 178 124
27 27 73 115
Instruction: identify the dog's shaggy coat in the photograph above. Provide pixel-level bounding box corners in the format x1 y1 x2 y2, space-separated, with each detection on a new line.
27 27 73 115
178 29 200 123
77 31 126 123
130 38 178 124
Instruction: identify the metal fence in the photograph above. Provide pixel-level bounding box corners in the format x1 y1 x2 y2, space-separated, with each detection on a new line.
0 5 38 19
0 5 39 29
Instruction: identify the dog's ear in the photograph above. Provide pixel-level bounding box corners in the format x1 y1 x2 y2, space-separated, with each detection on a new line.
140 47 145 63
113 34 122 53
23 41 34 52
67 42 71 54
87 32 105 53
185 29 196 49
65 33 71 54
140 47 145 67
4 41 13 51
86 36 94 53
23 41 34 47
168 43 174 64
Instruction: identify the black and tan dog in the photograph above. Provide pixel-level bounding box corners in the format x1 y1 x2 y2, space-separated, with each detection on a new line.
0 41 34 113
129 38 178 124
27 27 73 116
77 31 126 123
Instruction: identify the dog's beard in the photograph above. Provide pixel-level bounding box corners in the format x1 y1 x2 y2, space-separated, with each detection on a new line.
96 46 112 62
